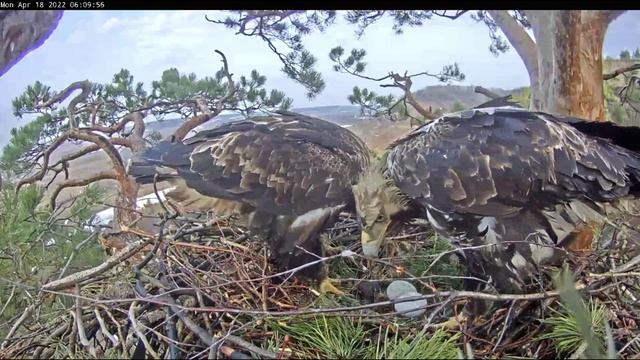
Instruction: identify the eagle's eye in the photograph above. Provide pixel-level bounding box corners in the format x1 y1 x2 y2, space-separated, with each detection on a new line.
376 214 385 223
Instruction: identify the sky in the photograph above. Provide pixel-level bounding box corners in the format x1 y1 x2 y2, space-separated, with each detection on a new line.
1 10 639 146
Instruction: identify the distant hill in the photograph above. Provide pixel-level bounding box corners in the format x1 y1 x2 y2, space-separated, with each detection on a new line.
142 85 532 139
135 105 363 139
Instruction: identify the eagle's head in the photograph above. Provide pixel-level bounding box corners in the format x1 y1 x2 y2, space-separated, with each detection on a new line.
352 159 409 257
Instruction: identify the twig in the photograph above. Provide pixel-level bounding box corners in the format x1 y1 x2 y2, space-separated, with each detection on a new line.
1 301 41 349
423 241 567 277
603 63 640 80
0 286 16 318
422 294 455 329
94 307 118 347
618 333 640 356
163 293 278 359
32 321 71 358
152 174 175 217
42 237 150 292
45 283 588 318
74 285 97 357
492 300 515 352
128 301 160 360
588 271 640 278
474 85 501 99
68 309 78 357
58 232 98 280
610 253 640 274
214 250 353 288
158 246 181 360
98 304 127 355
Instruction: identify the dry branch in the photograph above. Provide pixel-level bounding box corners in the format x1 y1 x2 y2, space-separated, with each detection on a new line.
171 50 235 141
474 86 501 100
37 80 92 129
603 63 640 81
41 237 150 292
15 133 69 192
49 170 117 209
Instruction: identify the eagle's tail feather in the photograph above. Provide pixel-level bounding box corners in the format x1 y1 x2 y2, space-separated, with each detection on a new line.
563 119 640 153
127 141 186 184
561 120 640 197
127 163 180 185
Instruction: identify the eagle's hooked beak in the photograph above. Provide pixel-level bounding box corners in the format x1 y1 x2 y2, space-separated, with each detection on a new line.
361 221 391 257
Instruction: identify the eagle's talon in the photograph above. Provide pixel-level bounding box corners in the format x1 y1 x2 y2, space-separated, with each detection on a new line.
321 234 344 255
319 278 346 296
430 313 469 330
323 243 345 255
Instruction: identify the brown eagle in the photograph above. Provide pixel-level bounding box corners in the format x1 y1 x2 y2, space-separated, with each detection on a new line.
128 110 371 295
353 105 640 315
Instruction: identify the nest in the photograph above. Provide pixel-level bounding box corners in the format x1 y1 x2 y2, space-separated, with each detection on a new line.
1 207 640 359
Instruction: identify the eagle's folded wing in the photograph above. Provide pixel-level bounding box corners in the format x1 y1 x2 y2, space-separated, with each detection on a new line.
387 108 640 219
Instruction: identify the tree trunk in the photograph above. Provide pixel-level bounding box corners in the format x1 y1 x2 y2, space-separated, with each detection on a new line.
114 114 145 230
527 10 609 120
114 175 139 230
487 11 542 112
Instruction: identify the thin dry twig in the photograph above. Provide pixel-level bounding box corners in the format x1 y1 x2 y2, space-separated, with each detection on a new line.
42 236 150 292
3 203 639 359
128 301 160 360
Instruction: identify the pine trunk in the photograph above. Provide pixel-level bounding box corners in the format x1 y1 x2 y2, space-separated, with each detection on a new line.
528 10 609 120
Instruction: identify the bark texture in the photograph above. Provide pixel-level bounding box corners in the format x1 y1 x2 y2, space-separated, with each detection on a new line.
495 10 622 121
0 10 63 77
528 11 608 120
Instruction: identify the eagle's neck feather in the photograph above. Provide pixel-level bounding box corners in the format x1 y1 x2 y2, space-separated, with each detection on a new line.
354 162 410 216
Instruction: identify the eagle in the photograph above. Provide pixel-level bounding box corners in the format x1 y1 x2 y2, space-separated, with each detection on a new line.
128 110 371 295
353 105 640 317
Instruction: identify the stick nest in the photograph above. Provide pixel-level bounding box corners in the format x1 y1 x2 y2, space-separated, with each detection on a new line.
1 207 640 359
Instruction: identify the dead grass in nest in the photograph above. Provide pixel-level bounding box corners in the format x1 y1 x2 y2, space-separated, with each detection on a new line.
1 205 640 359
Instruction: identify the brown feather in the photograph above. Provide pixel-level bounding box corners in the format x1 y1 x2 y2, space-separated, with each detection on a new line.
129 111 372 283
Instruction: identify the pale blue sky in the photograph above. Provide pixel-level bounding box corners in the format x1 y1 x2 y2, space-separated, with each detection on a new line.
1 10 639 146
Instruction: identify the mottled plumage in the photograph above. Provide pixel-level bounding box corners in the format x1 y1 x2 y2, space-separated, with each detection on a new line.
129 110 370 288
355 106 640 312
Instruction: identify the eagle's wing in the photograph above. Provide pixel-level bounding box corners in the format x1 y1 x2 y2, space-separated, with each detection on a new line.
386 107 640 246
386 107 640 293
388 108 640 213
131 111 370 216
